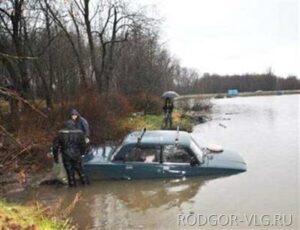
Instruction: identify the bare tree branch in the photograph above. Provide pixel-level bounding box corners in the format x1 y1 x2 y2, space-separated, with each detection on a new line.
0 7 11 18
73 0 85 16
0 51 38 60
0 10 13 37
0 87 47 118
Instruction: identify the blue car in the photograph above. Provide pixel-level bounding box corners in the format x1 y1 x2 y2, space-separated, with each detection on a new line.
83 129 247 180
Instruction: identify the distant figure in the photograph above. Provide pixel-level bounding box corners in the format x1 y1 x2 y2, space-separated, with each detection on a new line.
163 97 174 128
70 109 90 142
53 120 88 187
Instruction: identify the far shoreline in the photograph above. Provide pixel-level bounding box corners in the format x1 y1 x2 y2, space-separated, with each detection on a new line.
176 89 300 100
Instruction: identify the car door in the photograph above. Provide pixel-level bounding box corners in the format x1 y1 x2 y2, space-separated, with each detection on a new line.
161 145 196 178
123 144 163 179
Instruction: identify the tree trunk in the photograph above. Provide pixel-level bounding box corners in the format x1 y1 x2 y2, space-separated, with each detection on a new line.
83 0 102 92
69 5 88 88
44 0 88 89
11 0 30 99
45 4 54 109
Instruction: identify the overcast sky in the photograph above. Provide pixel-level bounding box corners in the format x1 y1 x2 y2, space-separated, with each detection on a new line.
137 0 299 77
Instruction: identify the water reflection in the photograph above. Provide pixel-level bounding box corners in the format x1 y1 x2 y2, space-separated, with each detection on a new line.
6 175 233 229
70 176 233 229
84 177 209 212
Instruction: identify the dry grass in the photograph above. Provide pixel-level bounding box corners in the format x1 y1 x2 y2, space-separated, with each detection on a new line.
0 199 75 230
120 111 192 132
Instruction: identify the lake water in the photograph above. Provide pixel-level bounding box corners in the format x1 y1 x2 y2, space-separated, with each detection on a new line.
4 95 299 229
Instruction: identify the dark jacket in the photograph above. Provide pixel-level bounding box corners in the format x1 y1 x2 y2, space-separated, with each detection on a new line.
70 109 90 137
163 102 174 114
53 128 87 163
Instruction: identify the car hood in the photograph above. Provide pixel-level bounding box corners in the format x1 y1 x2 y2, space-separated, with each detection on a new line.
203 149 247 171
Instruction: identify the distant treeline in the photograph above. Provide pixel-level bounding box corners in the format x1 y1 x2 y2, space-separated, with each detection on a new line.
175 71 300 94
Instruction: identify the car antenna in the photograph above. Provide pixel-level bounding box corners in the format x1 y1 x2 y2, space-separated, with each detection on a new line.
137 128 146 145
175 126 180 146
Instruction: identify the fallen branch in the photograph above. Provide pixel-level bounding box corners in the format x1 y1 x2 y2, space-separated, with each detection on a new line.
0 51 38 60
0 125 34 167
2 144 34 166
0 125 27 149
61 192 82 217
0 87 47 118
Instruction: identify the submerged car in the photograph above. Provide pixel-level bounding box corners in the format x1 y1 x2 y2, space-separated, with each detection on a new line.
83 129 247 180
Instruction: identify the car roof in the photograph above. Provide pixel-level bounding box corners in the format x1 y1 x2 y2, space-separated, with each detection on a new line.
123 130 191 147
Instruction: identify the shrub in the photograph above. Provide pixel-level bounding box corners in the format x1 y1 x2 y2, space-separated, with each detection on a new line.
129 93 163 115
0 91 135 173
57 91 133 143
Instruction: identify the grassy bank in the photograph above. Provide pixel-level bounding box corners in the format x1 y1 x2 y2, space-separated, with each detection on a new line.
120 111 193 132
0 200 74 230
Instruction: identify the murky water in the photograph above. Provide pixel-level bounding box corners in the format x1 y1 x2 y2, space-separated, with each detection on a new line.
4 95 299 229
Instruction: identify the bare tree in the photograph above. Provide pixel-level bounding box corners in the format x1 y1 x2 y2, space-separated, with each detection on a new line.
0 0 30 98
42 0 88 88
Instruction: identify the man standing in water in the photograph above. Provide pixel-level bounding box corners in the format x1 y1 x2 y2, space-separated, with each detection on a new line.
53 120 88 187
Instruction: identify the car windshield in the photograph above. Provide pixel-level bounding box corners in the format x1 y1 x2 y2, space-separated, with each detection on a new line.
190 139 204 163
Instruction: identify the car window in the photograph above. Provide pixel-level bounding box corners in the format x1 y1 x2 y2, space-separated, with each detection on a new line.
125 146 160 163
163 145 192 163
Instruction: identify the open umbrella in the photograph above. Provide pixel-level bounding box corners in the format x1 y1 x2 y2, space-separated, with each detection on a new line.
162 91 179 99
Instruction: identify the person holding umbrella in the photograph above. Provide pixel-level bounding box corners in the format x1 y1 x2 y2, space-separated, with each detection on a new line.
163 97 174 128
162 91 179 129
